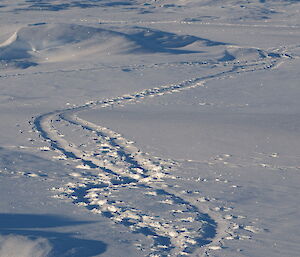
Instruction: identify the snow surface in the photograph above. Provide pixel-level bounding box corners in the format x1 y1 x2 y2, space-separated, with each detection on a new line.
0 0 300 256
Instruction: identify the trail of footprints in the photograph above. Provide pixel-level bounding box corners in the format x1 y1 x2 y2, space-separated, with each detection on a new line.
43 112 218 256
32 48 291 256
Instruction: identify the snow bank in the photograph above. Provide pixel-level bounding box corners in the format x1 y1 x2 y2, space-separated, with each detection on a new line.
0 23 230 69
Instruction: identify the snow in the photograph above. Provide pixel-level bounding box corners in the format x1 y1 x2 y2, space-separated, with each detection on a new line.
0 0 300 256
0 235 52 257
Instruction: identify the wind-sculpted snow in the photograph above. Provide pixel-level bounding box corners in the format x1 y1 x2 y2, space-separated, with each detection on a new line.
0 23 231 69
31 38 291 255
1 23 286 71
0 24 127 68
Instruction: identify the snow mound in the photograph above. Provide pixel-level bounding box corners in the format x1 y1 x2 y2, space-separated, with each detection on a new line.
0 23 129 68
0 23 277 69
0 23 227 69
218 47 275 62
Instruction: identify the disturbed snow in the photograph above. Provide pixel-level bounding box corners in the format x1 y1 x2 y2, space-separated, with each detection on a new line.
0 0 300 257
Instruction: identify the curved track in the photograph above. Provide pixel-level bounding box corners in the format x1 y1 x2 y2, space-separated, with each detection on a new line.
33 45 293 256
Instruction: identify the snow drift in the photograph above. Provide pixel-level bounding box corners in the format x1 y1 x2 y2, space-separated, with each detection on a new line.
0 23 226 68
0 23 277 70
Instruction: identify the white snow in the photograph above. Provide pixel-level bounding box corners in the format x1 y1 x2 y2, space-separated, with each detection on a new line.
0 0 300 256
0 235 52 257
